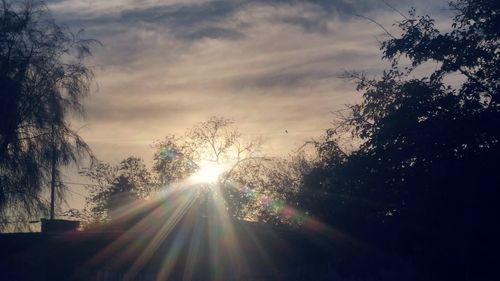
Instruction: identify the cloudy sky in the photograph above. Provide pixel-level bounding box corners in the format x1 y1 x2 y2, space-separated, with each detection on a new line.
44 0 451 207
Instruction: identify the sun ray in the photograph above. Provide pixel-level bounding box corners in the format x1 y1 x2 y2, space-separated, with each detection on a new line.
182 205 205 280
208 186 246 279
155 220 192 280
80 152 355 280
127 186 198 277
81 184 199 278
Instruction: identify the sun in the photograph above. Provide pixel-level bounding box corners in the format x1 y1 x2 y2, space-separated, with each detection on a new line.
189 160 224 183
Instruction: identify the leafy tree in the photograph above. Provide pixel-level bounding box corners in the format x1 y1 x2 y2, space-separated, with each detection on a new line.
0 0 96 228
304 0 499 279
227 152 314 224
153 116 276 217
153 116 263 185
81 157 152 226
83 117 309 226
153 134 198 186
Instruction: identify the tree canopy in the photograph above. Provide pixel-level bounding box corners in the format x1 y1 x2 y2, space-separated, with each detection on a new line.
152 116 273 218
81 157 153 226
0 0 96 228
302 0 499 279
82 116 311 226
152 116 263 186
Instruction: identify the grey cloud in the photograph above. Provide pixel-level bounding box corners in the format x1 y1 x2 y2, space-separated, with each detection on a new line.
60 1 246 41
85 98 188 122
115 3 245 41
118 1 239 26
54 0 387 41
235 70 336 90
255 0 370 16
172 26 245 41
227 50 380 90
277 15 330 33
45 0 68 3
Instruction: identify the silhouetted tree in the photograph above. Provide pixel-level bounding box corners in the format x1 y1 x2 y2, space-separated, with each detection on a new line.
153 116 279 218
153 117 263 185
226 152 314 224
0 0 96 229
153 134 198 186
303 0 499 279
81 157 153 226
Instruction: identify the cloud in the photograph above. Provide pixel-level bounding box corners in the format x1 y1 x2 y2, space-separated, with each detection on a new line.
51 0 450 164
48 0 384 40
84 96 189 122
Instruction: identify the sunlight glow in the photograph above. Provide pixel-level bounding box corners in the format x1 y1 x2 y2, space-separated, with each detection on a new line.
190 160 224 183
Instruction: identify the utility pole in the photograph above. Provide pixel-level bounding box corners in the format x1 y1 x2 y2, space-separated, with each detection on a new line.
42 124 81 233
50 124 56 220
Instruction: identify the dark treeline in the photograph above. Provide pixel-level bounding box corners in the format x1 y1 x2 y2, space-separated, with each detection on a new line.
298 0 500 279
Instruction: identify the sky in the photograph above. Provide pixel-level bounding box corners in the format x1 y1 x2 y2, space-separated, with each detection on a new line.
42 0 451 210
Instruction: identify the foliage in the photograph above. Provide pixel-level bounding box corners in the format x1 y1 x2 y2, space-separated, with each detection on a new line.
305 0 499 279
153 116 293 219
81 157 152 226
0 0 96 228
225 152 314 224
153 116 263 185
153 134 197 186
